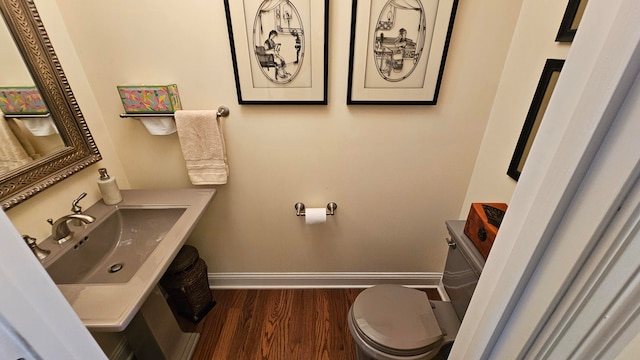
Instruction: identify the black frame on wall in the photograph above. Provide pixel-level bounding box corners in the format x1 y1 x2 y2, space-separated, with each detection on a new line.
508 59 565 181
346 0 459 105
223 0 329 105
556 0 588 42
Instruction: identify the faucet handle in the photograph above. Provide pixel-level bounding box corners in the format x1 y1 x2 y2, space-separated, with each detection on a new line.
23 234 50 260
71 192 88 213
47 218 54 226
22 234 37 246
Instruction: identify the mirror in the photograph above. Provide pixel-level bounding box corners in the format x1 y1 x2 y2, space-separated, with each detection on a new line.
0 16 65 172
0 0 101 210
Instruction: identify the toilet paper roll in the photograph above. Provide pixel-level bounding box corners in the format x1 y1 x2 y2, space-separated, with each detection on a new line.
305 208 326 225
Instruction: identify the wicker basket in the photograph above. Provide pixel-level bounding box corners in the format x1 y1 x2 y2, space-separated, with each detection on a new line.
160 245 215 323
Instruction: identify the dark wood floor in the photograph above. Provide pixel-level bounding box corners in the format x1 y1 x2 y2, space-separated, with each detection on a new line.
178 288 441 360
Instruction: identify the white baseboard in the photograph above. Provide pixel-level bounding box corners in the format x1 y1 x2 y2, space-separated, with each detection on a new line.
208 272 444 291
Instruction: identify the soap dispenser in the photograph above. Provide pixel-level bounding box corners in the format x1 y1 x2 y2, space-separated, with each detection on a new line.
97 168 122 205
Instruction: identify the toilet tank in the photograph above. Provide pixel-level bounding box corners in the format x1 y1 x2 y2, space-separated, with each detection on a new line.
442 220 486 321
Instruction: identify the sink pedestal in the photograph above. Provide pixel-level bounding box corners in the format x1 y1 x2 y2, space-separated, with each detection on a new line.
124 285 199 360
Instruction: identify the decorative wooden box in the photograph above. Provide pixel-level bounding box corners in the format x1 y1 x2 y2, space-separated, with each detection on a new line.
463 203 508 259
117 84 182 113
0 86 48 115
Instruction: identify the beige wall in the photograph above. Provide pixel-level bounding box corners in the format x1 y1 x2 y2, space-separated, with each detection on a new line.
461 0 571 215
5 0 522 274
45 0 521 274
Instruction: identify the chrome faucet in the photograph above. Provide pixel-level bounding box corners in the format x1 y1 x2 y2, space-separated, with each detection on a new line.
69 192 89 226
71 192 87 215
47 213 95 244
46 192 96 243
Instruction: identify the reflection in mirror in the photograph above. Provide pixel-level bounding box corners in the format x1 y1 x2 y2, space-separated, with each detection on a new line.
0 10 65 174
0 12 31 85
0 0 101 209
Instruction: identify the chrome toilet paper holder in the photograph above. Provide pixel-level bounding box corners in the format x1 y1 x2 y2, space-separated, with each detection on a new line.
295 202 337 216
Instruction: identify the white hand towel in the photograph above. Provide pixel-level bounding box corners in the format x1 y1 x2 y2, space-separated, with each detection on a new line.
174 110 228 185
0 116 33 172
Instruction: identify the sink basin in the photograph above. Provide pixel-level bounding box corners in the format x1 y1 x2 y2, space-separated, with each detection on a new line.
38 189 216 332
46 208 186 284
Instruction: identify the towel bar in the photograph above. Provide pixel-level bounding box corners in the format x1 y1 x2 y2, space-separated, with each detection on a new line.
119 106 230 119
4 113 51 119
216 106 230 118
119 113 173 118
294 202 337 216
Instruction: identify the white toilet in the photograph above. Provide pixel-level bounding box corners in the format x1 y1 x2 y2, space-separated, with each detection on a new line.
348 220 486 359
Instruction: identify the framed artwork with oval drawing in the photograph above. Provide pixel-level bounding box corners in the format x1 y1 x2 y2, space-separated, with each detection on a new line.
224 0 328 104
347 0 459 105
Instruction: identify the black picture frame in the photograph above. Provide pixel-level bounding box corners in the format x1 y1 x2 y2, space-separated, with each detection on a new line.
347 0 459 105
224 0 329 104
556 0 588 42
508 59 564 181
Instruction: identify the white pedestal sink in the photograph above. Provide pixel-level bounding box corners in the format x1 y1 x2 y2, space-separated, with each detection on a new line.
40 189 216 359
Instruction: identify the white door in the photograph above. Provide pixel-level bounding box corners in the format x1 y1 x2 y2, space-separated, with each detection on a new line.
451 0 640 358
0 210 106 359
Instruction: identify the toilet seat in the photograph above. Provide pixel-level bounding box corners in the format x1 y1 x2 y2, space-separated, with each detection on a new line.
351 285 443 357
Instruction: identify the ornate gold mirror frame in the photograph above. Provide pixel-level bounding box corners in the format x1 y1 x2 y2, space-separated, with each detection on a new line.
0 0 101 210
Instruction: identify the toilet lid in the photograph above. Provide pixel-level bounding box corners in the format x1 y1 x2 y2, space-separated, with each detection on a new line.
352 285 443 355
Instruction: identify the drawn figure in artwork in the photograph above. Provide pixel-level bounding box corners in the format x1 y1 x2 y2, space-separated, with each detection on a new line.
253 0 305 84
394 28 407 48
374 0 427 82
263 30 290 79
